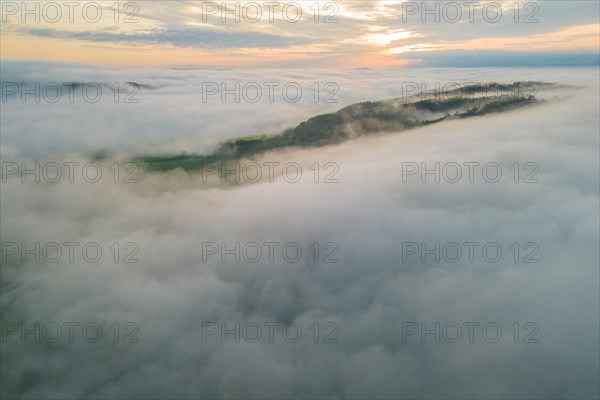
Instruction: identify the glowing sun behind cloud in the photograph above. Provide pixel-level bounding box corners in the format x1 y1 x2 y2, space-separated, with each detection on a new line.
362 29 420 46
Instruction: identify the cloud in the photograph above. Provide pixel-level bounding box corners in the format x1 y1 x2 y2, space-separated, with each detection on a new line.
28 27 314 49
402 50 600 67
2 61 595 159
1 64 599 399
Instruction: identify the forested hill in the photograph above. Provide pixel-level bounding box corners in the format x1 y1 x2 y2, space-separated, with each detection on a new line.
138 82 556 172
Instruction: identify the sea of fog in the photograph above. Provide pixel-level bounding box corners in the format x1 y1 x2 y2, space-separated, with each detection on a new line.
1 64 599 399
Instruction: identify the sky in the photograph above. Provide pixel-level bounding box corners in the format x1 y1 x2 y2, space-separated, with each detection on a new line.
1 0 599 68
